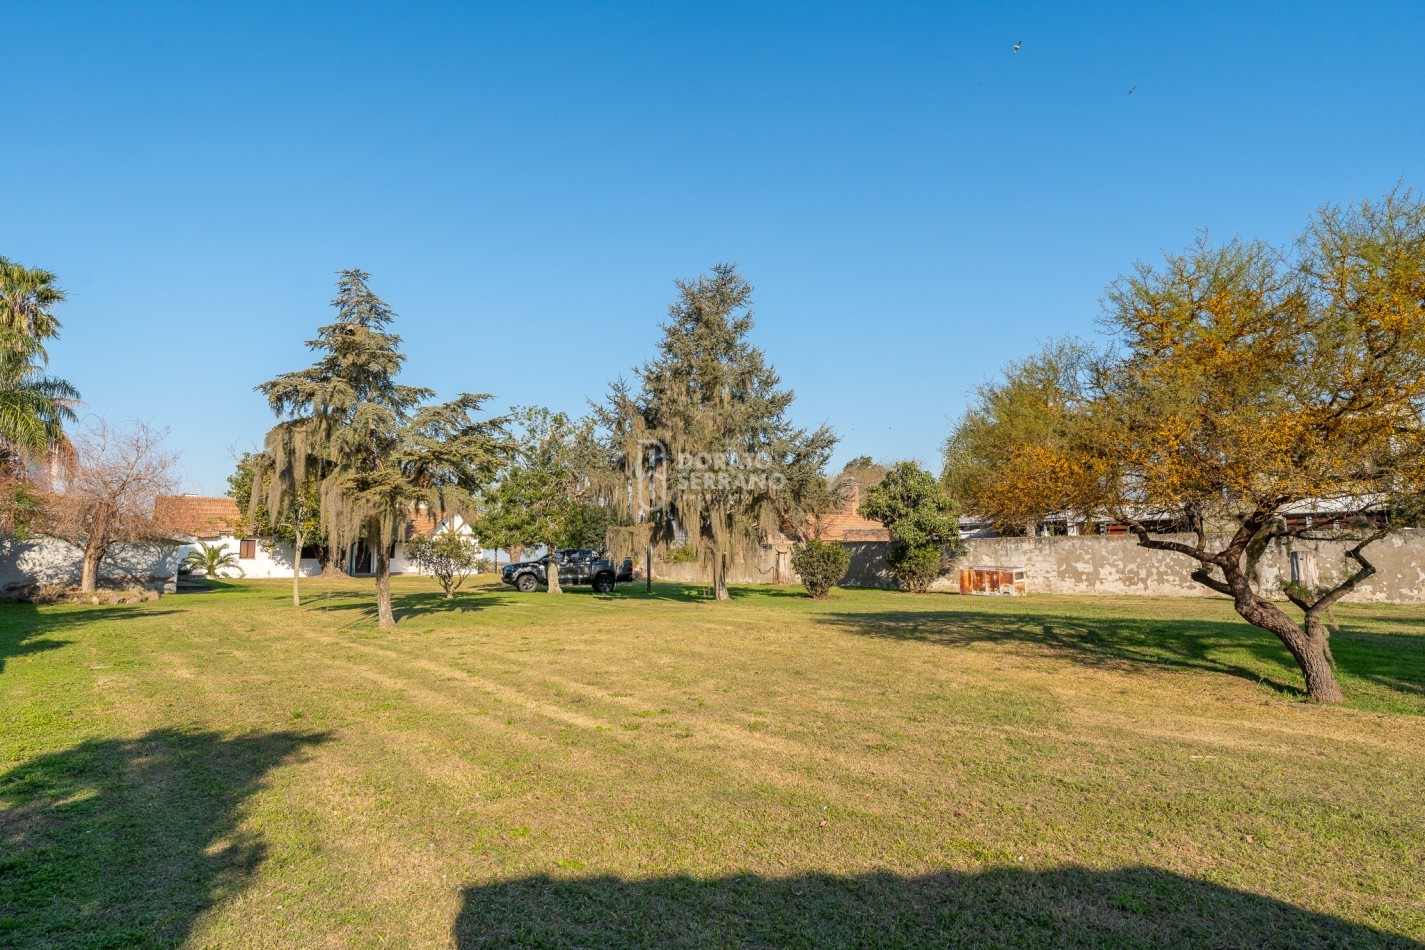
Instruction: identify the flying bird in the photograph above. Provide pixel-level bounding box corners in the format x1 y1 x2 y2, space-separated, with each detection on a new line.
1012 40 1021 53
1128 86 1136 95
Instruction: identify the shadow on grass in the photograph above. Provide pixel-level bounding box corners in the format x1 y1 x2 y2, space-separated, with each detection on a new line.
299 579 766 617
453 867 1417 948
304 587 522 623
174 576 255 595
621 582 809 603
0 727 328 946
1326 623 1425 698
0 603 182 675
817 606 1425 702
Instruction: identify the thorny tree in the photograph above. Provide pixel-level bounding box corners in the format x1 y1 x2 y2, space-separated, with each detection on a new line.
255 270 508 628
598 263 835 601
946 189 1425 702
43 420 177 593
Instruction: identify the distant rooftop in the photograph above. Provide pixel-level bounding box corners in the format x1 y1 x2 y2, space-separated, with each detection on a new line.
155 494 240 538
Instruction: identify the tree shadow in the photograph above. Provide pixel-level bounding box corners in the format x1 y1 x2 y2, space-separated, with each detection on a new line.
0 727 328 946
0 603 182 676
305 588 521 623
175 577 248 594
1323 623 1425 698
452 866 1417 948
624 582 809 603
816 608 1318 697
816 605 1425 702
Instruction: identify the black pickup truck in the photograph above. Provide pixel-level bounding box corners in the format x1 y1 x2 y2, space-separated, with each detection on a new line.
501 549 634 594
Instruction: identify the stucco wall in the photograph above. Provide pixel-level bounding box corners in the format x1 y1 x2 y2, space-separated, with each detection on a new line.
936 531 1425 603
0 537 183 593
651 530 1425 604
179 535 322 580
933 535 1213 597
1269 531 1425 604
651 543 794 585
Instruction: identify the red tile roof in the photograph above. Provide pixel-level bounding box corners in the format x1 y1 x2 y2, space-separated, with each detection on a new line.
796 483 892 542
155 495 241 538
809 512 891 542
404 507 441 539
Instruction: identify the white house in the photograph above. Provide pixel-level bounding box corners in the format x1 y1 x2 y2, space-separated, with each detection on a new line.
155 494 322 579
154 495 487 579
354 505 483 575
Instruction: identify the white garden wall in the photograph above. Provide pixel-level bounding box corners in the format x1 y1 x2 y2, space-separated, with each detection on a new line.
0 537 184 593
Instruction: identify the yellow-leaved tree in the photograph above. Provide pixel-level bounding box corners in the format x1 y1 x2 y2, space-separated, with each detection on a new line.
945 189 1425 703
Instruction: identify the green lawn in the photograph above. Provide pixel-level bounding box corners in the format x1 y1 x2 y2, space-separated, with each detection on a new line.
2 577 1423 947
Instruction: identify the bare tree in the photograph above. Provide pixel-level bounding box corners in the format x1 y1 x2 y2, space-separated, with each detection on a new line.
42 420 178 593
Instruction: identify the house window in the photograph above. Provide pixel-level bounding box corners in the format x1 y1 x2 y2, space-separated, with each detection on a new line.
239 539 257 560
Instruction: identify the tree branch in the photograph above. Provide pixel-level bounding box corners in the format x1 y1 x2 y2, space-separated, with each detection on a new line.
1189 566 1233 596
1305 529 1388 615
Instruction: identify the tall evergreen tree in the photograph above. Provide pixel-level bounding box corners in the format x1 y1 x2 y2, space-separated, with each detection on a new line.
601 263 836 600
0 258 77 457
255 270 509 628
0 342 78 462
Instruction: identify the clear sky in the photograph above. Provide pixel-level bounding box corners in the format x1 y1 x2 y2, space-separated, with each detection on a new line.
6 1 1423 493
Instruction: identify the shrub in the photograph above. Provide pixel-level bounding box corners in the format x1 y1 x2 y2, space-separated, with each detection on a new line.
858 461 962 593
406 531 482 598
663 542 699 564
887 543 943 593
791 539 851 599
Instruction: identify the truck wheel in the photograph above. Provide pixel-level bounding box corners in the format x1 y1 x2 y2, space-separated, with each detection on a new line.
516 573 539 593
592 573 615 594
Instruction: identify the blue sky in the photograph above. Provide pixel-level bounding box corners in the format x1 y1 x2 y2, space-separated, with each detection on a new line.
6 1 1423 493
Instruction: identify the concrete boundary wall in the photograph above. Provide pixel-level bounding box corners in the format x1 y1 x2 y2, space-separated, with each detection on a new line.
1 537 183 593
651 530 1425 604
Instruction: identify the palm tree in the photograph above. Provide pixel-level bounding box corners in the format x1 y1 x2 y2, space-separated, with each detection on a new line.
0 339 78 459
0 259 77 464
0 260 76 539
0 257 65 346
182 541 244 581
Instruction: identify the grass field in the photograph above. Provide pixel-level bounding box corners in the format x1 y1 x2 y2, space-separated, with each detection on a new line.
2 576 1423 947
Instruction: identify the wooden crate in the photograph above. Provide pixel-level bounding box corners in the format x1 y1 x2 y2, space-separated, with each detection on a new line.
958 565 1027 596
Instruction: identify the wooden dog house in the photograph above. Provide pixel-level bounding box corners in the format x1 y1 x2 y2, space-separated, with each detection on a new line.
959 565 1027 596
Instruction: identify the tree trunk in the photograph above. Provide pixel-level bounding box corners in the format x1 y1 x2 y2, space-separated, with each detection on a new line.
1138 533 1349 704
79 542 103 594
547 541 562 595
1229 582 1344 703
321 546 348 578
292 530 304 608
713 551 729 602
1298 614 1345 703
375 546 395 629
